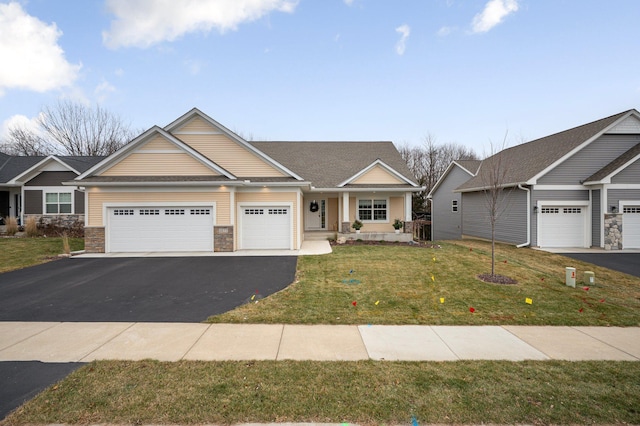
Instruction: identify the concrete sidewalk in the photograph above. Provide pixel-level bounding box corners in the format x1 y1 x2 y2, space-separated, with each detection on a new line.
1 323 639 363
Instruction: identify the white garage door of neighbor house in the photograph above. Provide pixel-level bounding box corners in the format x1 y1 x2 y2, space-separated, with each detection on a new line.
108 207 213 252
623 206 640 249
241 206 291 249
539 206 587 248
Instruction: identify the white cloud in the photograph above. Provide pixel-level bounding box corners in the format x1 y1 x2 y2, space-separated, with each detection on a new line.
437 26 456 37
114 68 125 77
0 2 81 96
103 0 299 49
395 24 410 55
343 0 355 5
471 0 519 33
94 80 116 103
0 114 42 141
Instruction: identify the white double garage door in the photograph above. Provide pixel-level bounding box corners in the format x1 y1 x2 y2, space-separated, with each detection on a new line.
538 203 640 248
107 205 291 252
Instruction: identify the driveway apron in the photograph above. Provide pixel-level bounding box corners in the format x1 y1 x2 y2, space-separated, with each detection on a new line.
0 256 297 322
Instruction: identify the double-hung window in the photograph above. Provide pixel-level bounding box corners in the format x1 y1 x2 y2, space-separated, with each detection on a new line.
358 199 387 222
45 192 72 214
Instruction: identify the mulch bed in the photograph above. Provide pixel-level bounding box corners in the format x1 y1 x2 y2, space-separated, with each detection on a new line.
477 273 518 285
330 239 440 249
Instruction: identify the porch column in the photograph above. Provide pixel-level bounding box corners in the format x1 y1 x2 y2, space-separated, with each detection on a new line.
341 192 350 233
404 192 413 233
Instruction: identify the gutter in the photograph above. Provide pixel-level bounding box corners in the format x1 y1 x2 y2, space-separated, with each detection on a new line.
516 184 530 248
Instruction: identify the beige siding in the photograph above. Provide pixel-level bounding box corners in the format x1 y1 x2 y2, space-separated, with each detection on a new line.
352 165 404 184
177 134 286 177
87 191 230 226
327 197 339 231
101 153 218 176
176 116 222 133
138 135 179 151
236 191 299 249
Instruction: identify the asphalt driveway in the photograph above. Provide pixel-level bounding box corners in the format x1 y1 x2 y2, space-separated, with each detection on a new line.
0 256 297 322
561 253 640 278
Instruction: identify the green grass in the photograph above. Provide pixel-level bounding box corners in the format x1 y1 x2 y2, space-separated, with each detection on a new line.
3 360 639 425
209 241 640 326
0 237 84 273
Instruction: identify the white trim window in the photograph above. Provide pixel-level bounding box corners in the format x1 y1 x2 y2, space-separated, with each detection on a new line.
452 199 458 212
45 192 72 214
358 198 388 222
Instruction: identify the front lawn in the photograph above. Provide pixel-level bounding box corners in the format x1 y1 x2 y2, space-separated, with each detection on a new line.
0 237 84 273
209 240 640 326
4 360 639 425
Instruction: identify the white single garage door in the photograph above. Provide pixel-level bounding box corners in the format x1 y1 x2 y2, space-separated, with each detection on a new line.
539 206 587 248
623 206 640 249
241 206 291 249
108 206 213 252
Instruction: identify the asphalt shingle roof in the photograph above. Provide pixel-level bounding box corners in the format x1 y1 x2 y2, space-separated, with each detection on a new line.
584 142 640 183
249 141 418 188
0 156 45 183
0 155 106 184
455 159 481 175
456 110 633 191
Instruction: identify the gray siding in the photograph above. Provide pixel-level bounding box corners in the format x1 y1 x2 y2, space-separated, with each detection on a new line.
431 166 469 240
25 171 77 186
531 189 589 246
608 189 640 208
538 135 640 185
592 189 601 247
611 158 640 183
461 188 527 244
24 190 42 214
74 190 84 214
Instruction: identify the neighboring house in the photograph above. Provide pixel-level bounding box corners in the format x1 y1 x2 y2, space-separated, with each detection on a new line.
428 159 481 241
428 109 640 250
66 108 421 253
0 153 104 225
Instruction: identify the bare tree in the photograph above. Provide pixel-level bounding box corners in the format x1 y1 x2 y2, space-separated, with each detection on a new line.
479 135 514 279
1 100 138 156
398 135 478 215
2 126 53 156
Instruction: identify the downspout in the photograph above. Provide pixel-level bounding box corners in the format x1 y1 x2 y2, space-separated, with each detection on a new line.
516 184 530 248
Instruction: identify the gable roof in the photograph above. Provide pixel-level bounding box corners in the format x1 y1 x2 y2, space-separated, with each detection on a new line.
337 159 418 187
249 141 419 189
427 159 481 198
0 154 104 184
165 108 303 181
456 109 638 192
584 142 640 184
76 126 236 180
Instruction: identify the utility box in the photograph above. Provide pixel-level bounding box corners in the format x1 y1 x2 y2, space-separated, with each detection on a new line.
584 271 595 286
565 267 576 288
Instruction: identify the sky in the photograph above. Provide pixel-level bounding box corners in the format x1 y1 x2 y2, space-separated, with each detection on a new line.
1 0 640 156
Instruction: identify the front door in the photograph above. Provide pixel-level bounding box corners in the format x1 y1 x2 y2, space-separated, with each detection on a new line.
305 199 326 230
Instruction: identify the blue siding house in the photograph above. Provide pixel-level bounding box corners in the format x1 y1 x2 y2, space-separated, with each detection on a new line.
429 109 640 250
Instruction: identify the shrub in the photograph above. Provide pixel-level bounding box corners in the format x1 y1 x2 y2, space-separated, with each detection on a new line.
61 232 71 255
5 217 18 236
25 216 39 237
